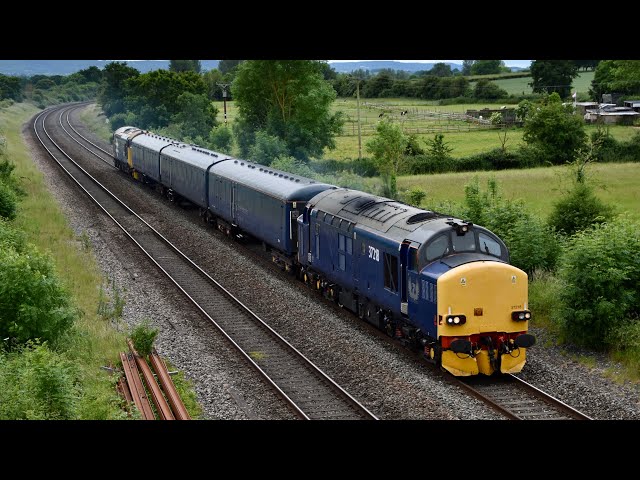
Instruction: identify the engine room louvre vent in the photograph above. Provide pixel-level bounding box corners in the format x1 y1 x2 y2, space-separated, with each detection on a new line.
354 198 378 211
406 212 439 224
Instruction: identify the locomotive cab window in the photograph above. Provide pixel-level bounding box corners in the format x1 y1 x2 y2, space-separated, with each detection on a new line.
452 230 476 253
479 232 501 257
425 234 449 262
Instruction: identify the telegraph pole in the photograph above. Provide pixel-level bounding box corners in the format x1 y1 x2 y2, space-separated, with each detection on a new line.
217 82 231 124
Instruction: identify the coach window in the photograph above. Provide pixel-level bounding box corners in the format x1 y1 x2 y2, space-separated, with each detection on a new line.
383 253 398 292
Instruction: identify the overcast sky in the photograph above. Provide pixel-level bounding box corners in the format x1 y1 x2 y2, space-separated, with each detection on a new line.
329 60 532 68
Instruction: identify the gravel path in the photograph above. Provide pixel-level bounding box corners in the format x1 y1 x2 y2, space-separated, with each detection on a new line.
21 104 640 420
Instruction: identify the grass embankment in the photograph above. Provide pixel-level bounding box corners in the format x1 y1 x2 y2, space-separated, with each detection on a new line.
78 103 112 143
1 103 202 418
1 103 124 417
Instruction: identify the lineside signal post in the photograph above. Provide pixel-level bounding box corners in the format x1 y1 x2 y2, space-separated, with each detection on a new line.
217 83 231 124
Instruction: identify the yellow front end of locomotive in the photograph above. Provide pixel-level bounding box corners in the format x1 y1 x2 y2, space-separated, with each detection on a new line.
437 261 530 376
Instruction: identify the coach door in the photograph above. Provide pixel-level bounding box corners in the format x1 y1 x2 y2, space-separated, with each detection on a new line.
290 203 299 250
400 240 421 317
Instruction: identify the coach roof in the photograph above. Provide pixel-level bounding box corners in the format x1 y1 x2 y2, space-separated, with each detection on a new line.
211 158 336 201
130 132 176 152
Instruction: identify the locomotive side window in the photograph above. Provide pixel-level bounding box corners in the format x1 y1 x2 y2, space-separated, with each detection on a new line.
409 247 419 271
383 253 398 292
426 234 449 261
338 234 352 271
338 235 346 271
478 232 501 257
452 231 476 253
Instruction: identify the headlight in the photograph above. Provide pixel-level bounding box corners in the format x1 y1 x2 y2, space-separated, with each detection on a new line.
512 310 532 321
446 315 466 326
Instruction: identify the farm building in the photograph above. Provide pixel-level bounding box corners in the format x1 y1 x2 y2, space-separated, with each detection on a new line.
584 105 640 125
573 102 599 115
623 100 640 112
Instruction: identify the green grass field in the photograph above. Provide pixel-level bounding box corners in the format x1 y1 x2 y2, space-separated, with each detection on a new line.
396 162 640 220
215 70 606 161
475 70 595 96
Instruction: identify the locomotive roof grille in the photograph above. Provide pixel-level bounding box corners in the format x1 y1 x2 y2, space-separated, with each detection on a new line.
406 212 440 224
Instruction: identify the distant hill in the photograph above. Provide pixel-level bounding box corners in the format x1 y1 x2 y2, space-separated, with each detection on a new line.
0 59 527 77
0 60 220 76
328 61 462 73
328 61 528 73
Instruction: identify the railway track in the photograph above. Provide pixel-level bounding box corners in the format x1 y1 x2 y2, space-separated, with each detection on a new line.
34 103 377 420
457 374 592 420
43 102 594 421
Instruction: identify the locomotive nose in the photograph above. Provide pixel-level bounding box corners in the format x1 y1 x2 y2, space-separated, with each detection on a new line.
436 261 534 376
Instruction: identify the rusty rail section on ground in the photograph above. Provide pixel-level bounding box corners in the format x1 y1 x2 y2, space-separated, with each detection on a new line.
117 343 191 420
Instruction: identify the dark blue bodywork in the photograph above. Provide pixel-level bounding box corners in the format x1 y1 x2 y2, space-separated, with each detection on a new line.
207 159 334 255
298 188 509 334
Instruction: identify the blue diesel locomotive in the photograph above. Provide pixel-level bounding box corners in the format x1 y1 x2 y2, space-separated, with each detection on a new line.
113 126 535 376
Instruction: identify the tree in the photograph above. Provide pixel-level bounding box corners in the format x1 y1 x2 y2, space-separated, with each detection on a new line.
462 60 474 76
218 60 243 75
169 60 202 73
547 133 614 236
590 60 640 101
470 60 502 75
365 119 408 198
429 62 453 77
171 92 218 139
75 66 103 83
474 79 508 99
573 60 600 72
0 74 24 101
202 69 225 100
490 112 509 154
530 60 579 98
231 60 344 160
362 71 394 97
522 92 587 165
557 215 640 350
124 70 207 129
318 62 337 81
0 245 77 346
97 62 140 117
